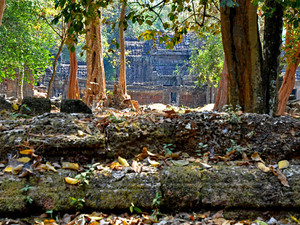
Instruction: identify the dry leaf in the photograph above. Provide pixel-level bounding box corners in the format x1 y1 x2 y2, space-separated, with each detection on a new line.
118 156 130 167
109 162 123 171
77 130 85 137
17 157 31 163
131 160 142 173
171 160 189 167
62 162 79 171
3 166 13 173
12 164 23 174
36 162 57 172
85 126 92 135
251 152 264 163
213 218 229 225
65 177 80 185
276 169 290 187
212 210 223 219
242 152 249 161
278 160 289 169
148 157 160 167
256 162 270 173
196 211 210 219
19 149 34 155
12 103 19 111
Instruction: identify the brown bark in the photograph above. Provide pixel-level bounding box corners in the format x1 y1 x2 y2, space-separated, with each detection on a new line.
47 37 65 99
84 9 106 106
0 0 5 26
220 0 264 113
118 1 127 97
67 44 80 99
277 25 300 115
213 59 228 111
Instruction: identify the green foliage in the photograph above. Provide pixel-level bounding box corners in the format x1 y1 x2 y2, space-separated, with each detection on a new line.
19 185 32 193
70 197 85 210
46 210 53 219
129 203 142 214
108 114 125 123
188 33 224 87
196 142 208 156
151 192 162 220
0 0 55 83
74 163 100 185
26 195 33 204
222 104 242 123
226 139 244 154
220 0 239 8
163 143 174 155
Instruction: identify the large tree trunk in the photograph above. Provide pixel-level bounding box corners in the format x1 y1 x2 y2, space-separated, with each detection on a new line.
47 38 65 99
0 0 5 26
118 1 127 97
84 9 106 106
67 44 80 99
278 24 300 115
262 0 283 116
213 59 228 111
220 0 264 113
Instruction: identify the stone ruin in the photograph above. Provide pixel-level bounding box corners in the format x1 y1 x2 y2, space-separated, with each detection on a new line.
40 36 216 108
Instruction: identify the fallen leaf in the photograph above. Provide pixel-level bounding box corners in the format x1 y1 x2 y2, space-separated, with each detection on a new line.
256 162 270 173
109 162 123 171
148 157 160 167
85 126 92 135
181 152 190 158
251 152 264 163
17 157 31 163
291 215 300 225
12 164 23 174
199 162 212 169
278 160 289 169
212 210 223 218
213 218 229 225
255 220 268 225
196 211 210 219
276 168 290 187
131 160 142 173
36 162 57 172
77 130 85 137
19 149 34 155
171 160 189 167
65 177 80 185
3 166 13 173
118 156 130 167
242 152 249 161
12 103 19 111
62 162 79 171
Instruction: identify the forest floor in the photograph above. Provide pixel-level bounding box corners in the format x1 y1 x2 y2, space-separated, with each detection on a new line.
0 103 299 225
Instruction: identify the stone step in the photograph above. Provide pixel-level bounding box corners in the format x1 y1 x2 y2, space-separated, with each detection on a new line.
0 164 299 218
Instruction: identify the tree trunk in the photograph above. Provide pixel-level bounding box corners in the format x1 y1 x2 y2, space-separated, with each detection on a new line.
262 0 283 116
0 0 5 26
17 66 24 103
220 0 264 113
277 25 300 115
118 1 127 97
213 58 228 111
67 44 80 99
84 9 106 106
47 37 65 99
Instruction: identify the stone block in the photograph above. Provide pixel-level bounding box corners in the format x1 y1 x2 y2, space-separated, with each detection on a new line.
60 99 92 114
20 97 51 115
0 96 12 111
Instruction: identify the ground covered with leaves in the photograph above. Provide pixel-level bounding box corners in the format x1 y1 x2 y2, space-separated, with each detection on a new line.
0 104 299 225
